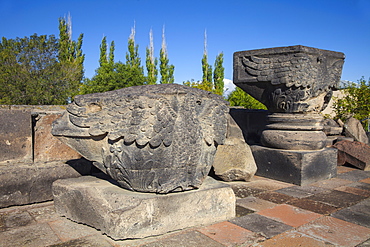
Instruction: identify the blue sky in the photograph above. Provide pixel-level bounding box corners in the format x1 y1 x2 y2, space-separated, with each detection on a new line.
1 0 369 94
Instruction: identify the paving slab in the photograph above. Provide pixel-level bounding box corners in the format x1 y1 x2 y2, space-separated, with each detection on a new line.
257 204 322 227
309 178 354 189
255 191 296 204
236 196 277 212
230 183 266 198
361 178 370 184
358 238 370 247
287 198 339 215
274 185 330 198
3 210 35 229
297 216 370 246
337 165 356 174
48 235 113 247
139 230 225 247
27 204 59 223
331 208 370 228
235 205 254 217
48 217 102 242
197 221 264 247
0 223 61 247
254 230 334 247
335 185 370 197
307 190 366 208
337 169 370 182
229 213 293 239
348 181 370 191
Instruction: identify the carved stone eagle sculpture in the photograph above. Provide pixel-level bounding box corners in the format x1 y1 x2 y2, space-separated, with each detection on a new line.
233 45 345 113
52 84 229 193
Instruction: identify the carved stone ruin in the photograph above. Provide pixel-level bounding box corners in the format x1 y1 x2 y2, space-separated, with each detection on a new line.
234 45 345 185
51 84 236 239
52 84 229 193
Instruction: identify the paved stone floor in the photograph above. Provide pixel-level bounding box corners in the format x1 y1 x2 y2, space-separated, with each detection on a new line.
1 165 370 247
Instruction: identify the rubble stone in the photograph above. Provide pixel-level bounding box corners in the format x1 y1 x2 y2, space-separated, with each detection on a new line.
344 117 369 145
334 140 370 171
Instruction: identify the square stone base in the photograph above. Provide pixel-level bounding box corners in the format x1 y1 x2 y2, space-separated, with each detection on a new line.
52 176 235 240
251 146 337 186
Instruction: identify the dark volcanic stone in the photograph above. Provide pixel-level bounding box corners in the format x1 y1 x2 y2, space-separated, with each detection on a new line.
52 84 229 193
230 213 292 238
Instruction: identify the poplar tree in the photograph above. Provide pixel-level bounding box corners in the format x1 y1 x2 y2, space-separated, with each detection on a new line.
58 15 84 98
213 52 224 96
159 26 175 84
126 24 145 86
146 29 158 85
201 30 212 91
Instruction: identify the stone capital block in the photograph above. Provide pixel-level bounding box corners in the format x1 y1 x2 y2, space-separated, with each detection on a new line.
233 45 345 113
52 84 229 193
251 146 337 185
52 176 235 240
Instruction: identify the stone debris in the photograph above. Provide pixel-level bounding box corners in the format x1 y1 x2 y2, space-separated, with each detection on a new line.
344 117 369 145
334 140 370 171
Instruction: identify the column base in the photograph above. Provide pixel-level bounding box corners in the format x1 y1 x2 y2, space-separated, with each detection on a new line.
251 145 337 186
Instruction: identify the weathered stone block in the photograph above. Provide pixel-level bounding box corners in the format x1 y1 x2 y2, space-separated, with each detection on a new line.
213 138 257 181
344 117 369 145
53 176 235 240
0 160 92 208
34 113 81 162
0 109 32 163
334 140 370 171
251 146 337 185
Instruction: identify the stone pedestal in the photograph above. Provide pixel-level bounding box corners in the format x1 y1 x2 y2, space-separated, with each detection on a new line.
52 176 235 240
251 145 337 185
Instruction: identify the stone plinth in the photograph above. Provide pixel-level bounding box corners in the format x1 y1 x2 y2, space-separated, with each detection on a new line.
251 145 337 185
52 176 235 240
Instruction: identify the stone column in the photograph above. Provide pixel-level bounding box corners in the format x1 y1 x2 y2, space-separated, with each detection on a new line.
233 45 345 185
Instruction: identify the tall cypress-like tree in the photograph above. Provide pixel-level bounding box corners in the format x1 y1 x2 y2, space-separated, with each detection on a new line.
126 24 145 86
58 15 85 99
201 30 212 91
159 26 174 84
213 52 224 96
146 29 158 85
99 36 108 66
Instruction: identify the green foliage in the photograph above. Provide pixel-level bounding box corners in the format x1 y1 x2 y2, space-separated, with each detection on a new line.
81 31 147 94
0 17 84 105
186 52 224 96
227 87 267 109
213 53 224 96
159 28 175 84
333 77 370 130
146 30 158 85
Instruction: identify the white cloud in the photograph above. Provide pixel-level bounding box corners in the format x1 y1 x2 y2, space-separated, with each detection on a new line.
223 78 236 97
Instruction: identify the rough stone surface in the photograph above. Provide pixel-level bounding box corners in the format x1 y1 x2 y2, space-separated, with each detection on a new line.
228 108 268 145
52 84 229 193
344 117 369 144
334 140 370 171
213 138 257 181
323 118 343 136
52 176 235 240
0 160 92 208
0 109 32 163
34 113 81 162
233 45 345 113
251 145 337 185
